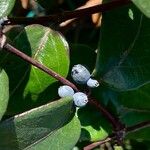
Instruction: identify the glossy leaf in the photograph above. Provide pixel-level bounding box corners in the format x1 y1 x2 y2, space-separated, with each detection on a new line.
0 97 79 149
0 24 70 114
126 126 150 141
120 111 150 140
28 116 81 150
0 69 9 120
78 106 112 142
95 5 150 91
131 0 150 18
13 24 69 94
0 0 15 18
118 83 150 111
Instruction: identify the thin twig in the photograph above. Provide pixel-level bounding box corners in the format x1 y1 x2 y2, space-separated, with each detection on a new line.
2 41 123 131
4 0 131 25
3 43 79 91
89 98 124 130
84 137 112 150
126 120 150 133
84 121 150 150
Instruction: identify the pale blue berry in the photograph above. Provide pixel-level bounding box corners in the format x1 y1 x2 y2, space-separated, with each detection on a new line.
87 78 99 88
58 85 74 98
71 64 91 84
73 92 88 107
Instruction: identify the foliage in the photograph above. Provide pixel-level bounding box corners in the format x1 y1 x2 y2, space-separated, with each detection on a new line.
0 69 9 120
0 0 149 149
0 0 15 18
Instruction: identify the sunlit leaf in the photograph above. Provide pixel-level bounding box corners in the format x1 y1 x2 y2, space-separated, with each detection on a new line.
28 116 81 150
0 24 70 114
0 0 15 18
0 97 80 149
78 105 112 142
0 69 9 120
131 0 150 18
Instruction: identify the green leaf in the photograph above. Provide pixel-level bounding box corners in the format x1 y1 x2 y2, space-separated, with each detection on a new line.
0 97 80 149
78 106 112 142
13 24 69 94
131 0 150 18
95 4 150 91
118 83 150 111
5 25 24 43
0 24 70 114
0 0 15 18
28 116 81 150
114 145 123 150
0 69 9 120
126 126 150 141
120 110 150 140
120 111 150 127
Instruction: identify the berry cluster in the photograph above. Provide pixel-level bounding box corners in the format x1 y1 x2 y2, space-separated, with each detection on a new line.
71 64 99 88
58 64 99 107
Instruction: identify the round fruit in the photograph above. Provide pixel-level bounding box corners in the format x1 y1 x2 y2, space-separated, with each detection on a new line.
73 92 88 107
71 64 91 84
58 85 74 98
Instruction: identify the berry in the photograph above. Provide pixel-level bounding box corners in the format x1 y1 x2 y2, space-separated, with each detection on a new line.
0 17 8 27
58 85 74 98
73 92 88 107
87 78 99 88
71 64 90 84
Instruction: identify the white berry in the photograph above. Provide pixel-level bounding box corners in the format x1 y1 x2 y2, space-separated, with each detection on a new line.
0 16 8 27
71 64 91 84
58 85 74 98
87 78 99 88
73 92 88 107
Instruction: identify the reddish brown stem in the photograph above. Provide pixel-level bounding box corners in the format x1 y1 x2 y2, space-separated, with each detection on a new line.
4 0 131 25
89 99 123 130
84 137 112 150
84 121 150 150
3 43 79 92
2 41 122 131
